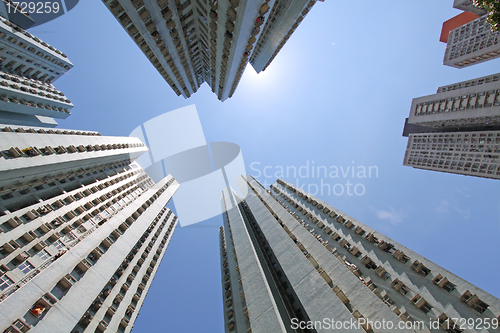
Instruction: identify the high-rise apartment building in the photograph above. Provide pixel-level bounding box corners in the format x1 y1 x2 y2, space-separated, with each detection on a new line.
220 176 500 332
442 1 500 68
402 73 500 179
0 15 73 127
0 123 180 333
101 0 322 101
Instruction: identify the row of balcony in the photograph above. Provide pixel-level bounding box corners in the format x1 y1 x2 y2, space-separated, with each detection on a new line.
2 141 141 160
414 89 500 117
1 126 99 137
0 162 134 211
0 79 71 103
0 93 70 114
438 74 500 93
1 72 65 94
2 169 136 218
0 172 145 276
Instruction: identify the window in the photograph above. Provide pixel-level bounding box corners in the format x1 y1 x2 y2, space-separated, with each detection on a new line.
18 261 34 274
37 249 50 260
53 240 65 250
0 275 13 291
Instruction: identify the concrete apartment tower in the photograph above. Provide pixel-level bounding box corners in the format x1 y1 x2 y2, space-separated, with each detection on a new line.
442 0 500 68
219 176 500 333
101 0 322 101
402 73 500 179
0 14 74 127
0 123 180 333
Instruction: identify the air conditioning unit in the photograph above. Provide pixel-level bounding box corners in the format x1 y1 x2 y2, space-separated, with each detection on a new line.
41 146 55 155
6 217 22 228
259 3 269 15
8 147 23 158
55 146 67 154
67 145 77 153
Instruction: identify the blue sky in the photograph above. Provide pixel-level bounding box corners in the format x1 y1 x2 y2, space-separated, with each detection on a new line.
29 0 500 332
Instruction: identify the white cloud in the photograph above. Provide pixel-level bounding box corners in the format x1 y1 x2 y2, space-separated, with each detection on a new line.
454 206 471 219
435 198 470 219
456 188 471 198
435 199 449 214
374 206 407 225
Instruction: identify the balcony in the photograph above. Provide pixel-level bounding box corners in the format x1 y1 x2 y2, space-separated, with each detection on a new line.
339 239 351 250
432 274 456 292
331 233 341 242
1 240 20 253
318 269 332 286
410 260 431 277
306 254 319 269
333 286 349 305
392 250 410 263
460 290 489 313
363 233 377 244
391 279 410 295
226 7 236 21
411 294 432 314
353 226 365 236
349 246 361 258
374 266 390 280
6 216 22 228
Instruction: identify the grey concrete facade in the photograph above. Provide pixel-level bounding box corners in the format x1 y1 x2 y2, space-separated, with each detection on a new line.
220 176 500 332
0 125 180 333
403 130 500 180
101 0 321 101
